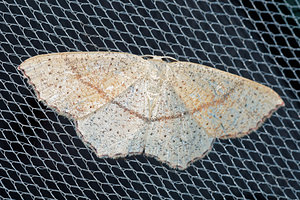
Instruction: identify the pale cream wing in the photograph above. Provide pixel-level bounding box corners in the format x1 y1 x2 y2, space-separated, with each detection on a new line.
141 79 214 169
19 52 151 119
169 62 284 138
144 115 214 170
76 100 147 158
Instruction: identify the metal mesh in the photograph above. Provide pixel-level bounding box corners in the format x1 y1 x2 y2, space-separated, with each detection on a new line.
0 0 299 199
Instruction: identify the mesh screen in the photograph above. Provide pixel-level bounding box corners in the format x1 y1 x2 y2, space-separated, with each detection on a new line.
1 0 299 199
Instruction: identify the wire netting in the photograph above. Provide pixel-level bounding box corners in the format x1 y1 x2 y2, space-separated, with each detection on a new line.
0 0 299 199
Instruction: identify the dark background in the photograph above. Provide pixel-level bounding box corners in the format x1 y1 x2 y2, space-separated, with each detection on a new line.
0 0 299 199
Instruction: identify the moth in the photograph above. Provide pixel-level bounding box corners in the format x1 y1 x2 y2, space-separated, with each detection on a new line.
19 52 284 169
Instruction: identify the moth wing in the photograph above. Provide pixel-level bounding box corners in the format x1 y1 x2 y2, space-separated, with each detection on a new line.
169 62 284 138
19 52 150 119
144 111 214 170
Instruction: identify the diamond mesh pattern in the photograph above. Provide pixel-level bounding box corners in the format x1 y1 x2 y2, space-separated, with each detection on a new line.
0 0 299 199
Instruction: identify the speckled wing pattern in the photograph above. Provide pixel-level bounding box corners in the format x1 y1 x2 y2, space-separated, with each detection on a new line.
19 52 150 119
169 62 284 139
19 52 284 169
